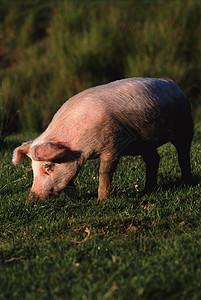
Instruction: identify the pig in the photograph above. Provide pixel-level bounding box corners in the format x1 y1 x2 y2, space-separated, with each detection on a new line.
12 78 194 201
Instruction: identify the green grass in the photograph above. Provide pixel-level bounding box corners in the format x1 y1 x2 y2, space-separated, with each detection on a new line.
0 124 200 299
1 0 201 140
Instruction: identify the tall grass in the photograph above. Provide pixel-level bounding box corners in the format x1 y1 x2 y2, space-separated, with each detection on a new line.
0 0 201 137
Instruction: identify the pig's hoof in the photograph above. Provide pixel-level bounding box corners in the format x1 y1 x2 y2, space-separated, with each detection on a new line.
97 197 107 204
183 175 194 186
144 185 158 193
63 185 78 199
97 188 114 203
97 193 110 203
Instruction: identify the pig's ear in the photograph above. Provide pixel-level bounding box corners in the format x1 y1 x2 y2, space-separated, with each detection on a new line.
31 142 70 162
12 141 32 164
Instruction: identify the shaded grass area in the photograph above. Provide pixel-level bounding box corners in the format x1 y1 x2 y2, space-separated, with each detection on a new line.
0 124 201 299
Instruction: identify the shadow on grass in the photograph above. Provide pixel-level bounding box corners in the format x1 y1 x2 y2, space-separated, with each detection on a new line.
158 174 200 191
69 173 201 204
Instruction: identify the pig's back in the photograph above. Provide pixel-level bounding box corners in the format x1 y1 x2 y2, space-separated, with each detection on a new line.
55 78 186 119
39 78 190 148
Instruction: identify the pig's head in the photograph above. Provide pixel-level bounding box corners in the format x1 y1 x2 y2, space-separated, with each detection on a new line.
12 141 80 200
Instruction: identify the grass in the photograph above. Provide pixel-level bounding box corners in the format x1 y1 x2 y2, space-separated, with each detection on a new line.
0 124 200 299
0 0 201 139
1 1 200 297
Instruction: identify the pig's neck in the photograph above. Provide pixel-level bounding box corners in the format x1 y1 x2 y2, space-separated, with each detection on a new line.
35 114 100 151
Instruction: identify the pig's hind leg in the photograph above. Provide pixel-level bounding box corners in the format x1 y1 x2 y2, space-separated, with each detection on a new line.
142 148 160 191
173 143 193 185
171 125 193 185
98 154 118 201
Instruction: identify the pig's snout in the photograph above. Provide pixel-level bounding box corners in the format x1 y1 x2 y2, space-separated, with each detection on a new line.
28 191 39 202
28 188 59 201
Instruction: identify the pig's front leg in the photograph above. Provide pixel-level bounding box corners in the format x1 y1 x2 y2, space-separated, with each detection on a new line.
98 155 118 201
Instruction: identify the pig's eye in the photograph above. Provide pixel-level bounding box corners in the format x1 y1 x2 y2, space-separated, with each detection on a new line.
44 163 55 174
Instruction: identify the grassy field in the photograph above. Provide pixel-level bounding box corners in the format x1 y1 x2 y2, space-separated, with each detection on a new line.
0 124 200 299
1 1 201 298
1 0 201 139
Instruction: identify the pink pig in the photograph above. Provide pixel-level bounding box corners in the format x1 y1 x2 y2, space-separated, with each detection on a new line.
12 78 194 201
